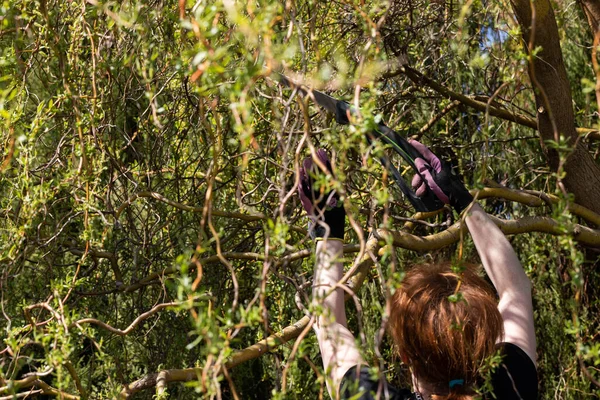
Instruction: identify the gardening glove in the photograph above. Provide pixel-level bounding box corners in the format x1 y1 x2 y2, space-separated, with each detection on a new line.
298 149 346 241
409 139 473 213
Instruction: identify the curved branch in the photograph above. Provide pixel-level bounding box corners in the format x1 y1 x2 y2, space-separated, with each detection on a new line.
120 245 362 293
0 375 79 399
472 187 600 227
70 302 180 336
68 247 123 284
120 252 266 293
65 361 87 399
579 356 600 388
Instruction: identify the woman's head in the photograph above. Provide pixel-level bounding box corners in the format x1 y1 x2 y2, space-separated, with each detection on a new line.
388 262 503 399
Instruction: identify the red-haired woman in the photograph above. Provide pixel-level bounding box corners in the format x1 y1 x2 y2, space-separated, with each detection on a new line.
298 143 537 400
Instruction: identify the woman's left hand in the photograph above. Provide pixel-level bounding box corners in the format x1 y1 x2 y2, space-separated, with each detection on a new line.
298 149 346 241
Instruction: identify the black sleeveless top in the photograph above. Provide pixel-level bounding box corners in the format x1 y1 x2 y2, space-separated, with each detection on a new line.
340 343 538 399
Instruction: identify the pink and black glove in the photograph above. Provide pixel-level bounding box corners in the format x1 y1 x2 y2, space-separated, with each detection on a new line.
298 149 346 241
409 140 473 213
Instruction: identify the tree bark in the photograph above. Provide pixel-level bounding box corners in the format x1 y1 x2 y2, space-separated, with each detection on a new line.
579 0 600 112
510 0 600 215
580 0 600 33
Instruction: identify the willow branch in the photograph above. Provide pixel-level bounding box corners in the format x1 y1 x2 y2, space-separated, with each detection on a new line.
120 245 361 293
35 380 80 400
0 375 79 399
121 252 267 293
579 356 600 388
23 302 67 332
68 247 122 284
114 191 307 234
0 390 44 399
415 100 461 139
65 361 87 399
386 215 600 249
386 65 600 139
70 302 179 336
472 187 600 227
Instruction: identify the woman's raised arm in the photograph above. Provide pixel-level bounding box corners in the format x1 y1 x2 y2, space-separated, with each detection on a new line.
298 150 363 398
465 204 536 364
409 139 536 364
313 239 363 397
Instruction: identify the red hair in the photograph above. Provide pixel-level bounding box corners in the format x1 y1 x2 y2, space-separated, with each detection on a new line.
388 262 503 399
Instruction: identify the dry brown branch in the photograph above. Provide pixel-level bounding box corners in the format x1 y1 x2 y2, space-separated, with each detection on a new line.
70 302 180 336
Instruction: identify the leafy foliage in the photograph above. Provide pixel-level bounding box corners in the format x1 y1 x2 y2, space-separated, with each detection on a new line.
0 0 599 399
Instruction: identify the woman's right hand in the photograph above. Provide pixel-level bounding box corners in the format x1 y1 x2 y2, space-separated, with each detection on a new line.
409 139 474 213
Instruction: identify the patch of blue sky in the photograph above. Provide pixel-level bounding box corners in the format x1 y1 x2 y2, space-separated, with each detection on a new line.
480 25 509 50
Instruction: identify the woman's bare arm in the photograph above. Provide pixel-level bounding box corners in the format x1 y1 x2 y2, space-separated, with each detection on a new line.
313 239 363 398
297 150 363 398
465 203 537 364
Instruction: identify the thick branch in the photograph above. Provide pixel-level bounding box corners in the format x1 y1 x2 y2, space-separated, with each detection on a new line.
117 190 600 397
472 187 600 227
395 65 538 129
510 0 600 214
387 215 600 249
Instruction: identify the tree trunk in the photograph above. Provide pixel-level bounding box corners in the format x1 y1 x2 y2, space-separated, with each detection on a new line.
579 0 600 112
510 0 600 216
580 0 600 32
